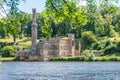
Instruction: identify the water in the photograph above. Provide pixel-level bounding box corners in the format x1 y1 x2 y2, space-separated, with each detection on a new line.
0 62 120 80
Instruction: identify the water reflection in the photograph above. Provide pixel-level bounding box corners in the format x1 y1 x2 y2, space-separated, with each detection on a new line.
0 62 120 80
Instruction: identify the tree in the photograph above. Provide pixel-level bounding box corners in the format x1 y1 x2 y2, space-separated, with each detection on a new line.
0 18 7 38
45 0 87 38
113 10 120 35
0 0 26 41
0 0 25 17
81 31 96 49
86 0 98 12
17 12 31 38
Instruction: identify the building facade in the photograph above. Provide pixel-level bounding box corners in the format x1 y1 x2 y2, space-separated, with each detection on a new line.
36 34 75 57
16 34 78 61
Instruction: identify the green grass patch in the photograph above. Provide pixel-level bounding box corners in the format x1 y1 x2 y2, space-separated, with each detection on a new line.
0 57 15 61
50 56 120 61
0 37 32 51
50 56 86 61
94 56 120 61
105 53 120 57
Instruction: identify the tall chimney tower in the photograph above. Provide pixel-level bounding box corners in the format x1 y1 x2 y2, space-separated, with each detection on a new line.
31 8 37 51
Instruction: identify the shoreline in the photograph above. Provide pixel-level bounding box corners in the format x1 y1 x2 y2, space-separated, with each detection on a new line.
1 58 120 62
1 60 120 62
1 56 120 62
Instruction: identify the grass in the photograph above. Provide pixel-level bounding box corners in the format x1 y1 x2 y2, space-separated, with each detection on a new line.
0 57 15 61
50 54 120 61
94 56 120 61
98 36 120 42
0 37 31 44
0 37 40 46
0 37 32 50
108 37 120 41
0 37 27 43
105 53 120 57
50 56 93 61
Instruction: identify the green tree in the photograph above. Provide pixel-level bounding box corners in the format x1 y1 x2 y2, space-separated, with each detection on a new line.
113 10 120 35
81 31 96 49
45 0 87 38
0 18 7 38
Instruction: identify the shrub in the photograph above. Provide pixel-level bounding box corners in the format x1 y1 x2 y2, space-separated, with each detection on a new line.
109 57 118 61
92 41 102 50
82 31 96 44
0 42 14 48
103 44 117 55
1 46 14 57
79 56 84 61
81 31 96 49
16 46 23 51
83 50 95 61
22 38 31 42
116 41 120 52
50 56 85 61
49 58 54 61
105 40 111 48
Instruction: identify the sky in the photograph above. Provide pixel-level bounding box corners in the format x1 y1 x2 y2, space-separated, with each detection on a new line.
18 0 47 13
0 5 6 17
18 0 87 14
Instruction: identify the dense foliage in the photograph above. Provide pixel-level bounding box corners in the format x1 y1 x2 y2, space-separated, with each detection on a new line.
1 46 14 57
0 0 120 38
0 0 120 57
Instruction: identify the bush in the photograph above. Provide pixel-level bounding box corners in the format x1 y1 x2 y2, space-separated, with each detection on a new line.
1 46 14 57
82 31 96 44
50 56 85 61
105 40 111 48
0 42 14 48
22 38 31 42
92 41 102 50
18 43 31 50
83 50 95 61
16 46 23 51
103 44 117 55
116 41 120 52
81 31 96 49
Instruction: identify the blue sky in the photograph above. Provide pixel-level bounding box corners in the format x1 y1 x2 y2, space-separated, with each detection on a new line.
18 0 46 13
18 0 87 13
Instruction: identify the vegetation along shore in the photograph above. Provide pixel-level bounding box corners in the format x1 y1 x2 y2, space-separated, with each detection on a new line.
0 0 120 61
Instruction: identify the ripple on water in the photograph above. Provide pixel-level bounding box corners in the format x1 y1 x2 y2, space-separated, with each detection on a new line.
0 62 120 80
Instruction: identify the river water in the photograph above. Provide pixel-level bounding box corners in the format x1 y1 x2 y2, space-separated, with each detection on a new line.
0 62 120 80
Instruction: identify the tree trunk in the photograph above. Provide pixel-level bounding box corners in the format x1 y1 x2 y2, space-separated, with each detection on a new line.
13 35 16 44
13 35 17 53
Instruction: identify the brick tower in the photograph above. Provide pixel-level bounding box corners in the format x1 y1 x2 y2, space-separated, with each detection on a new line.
31 8 37 52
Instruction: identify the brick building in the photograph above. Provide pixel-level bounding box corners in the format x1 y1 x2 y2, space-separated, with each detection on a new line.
36 34 75 59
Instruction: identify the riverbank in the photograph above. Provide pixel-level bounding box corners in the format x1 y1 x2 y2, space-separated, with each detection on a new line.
50 56 120 61
1 56 120 62
0 57 15 62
